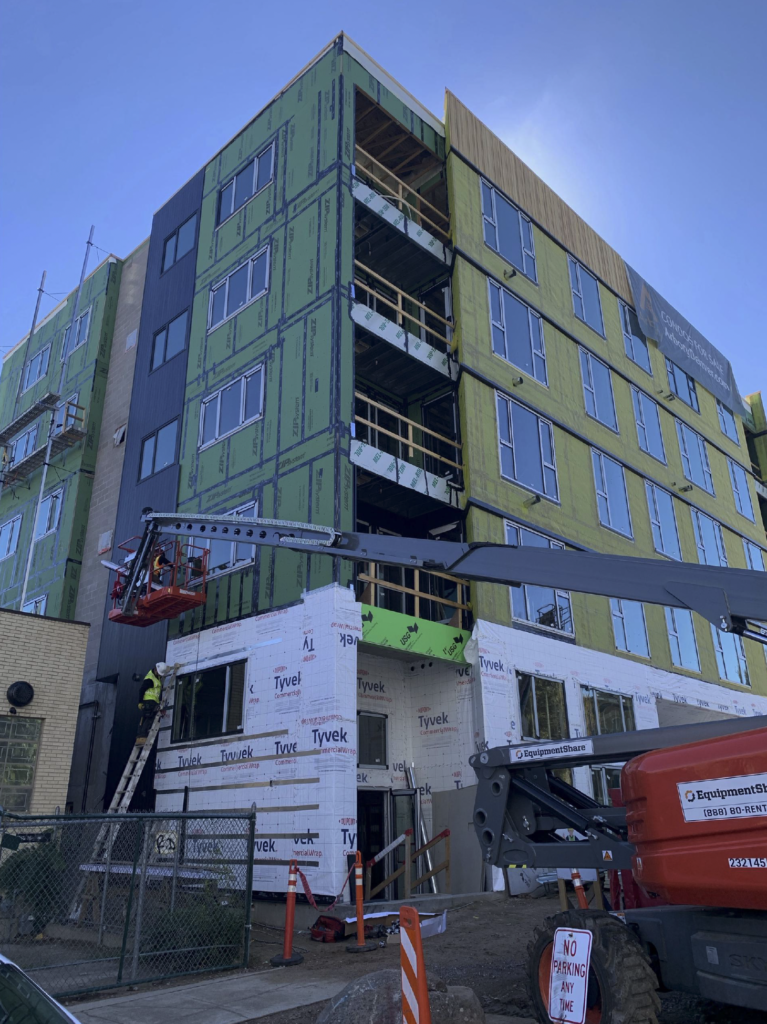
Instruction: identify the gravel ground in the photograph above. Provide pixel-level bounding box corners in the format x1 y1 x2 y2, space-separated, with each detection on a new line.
241 894 766 1024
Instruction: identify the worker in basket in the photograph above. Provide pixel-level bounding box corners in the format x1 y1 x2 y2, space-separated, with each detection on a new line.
152 546 171 587
136 661 169 745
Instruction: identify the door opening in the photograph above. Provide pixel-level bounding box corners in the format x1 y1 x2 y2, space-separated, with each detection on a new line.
357 789 387 899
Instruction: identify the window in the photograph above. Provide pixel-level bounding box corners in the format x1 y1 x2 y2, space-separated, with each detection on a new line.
22 345 50 392
8 424 38 466
208 247 270 329
665 607 700 671
677 422 714 494
35 490 62 540
568 257 604 335
728 460 754 521
579 349 617 430
666 358 699 411
610 599 649 657
645 483 681 560
717 400 739 444
152 310 189 370
162 213 197 272
497 395 558 500
0 716 42 811
691 510 728 566
744 539 765 572
218 143 275 225
0 516 21 560
199 366 264 448
711 627 750 686
517 673 569 740
172 660 246 743
61 308 91 361
358 711 387 767
506 523 573 634
582 685 636 735
619 301 651 374
591 766 624 806
632 389 665 462
139 420 178 480
22 595 47 616
592 451 633 537
206 501 257 576
488 281 547 384
480 180 537 281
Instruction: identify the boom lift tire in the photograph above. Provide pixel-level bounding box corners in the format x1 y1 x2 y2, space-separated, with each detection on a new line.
527 909 660 1024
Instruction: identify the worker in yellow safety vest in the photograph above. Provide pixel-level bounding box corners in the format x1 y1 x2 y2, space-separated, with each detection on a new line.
136 661 169 745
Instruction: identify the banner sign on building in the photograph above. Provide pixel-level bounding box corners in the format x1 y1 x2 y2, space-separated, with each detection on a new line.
624 263 746 415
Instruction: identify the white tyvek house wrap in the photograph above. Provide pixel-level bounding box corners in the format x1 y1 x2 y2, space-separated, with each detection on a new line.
464 618 767 891
356 653 477 838
158 584 360 897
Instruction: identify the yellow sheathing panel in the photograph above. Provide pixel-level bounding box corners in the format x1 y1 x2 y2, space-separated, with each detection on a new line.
445 91 631 302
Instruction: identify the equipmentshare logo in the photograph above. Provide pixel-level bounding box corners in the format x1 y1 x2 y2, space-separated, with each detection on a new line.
509 739 594 763
677 771 767 823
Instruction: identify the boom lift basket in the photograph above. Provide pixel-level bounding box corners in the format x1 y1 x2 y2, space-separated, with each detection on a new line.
108 537 208 626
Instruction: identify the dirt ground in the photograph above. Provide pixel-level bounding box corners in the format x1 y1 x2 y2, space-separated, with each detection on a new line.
241 894 766 1024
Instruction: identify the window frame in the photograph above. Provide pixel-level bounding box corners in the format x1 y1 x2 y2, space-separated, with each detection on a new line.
716 400 739 444
480 179 537 282
21 345 51 393
171 659 246 744
580 348 618 431
645 482 681 560
744 539 766 572
60 307 92 362
691 509 728 567
517 672 569 741
711 626 750 687
581 684 636 736
496 394 559 502
665 606 700 672
35 489 63 541
487 279 547 385
728 459 754 521
357 710 388 768
205 500 259 580
151 309 190 372
676 421 714 494
568 256 605 336
610 598 650 658
506 522 574 636
618 300 652 374
207 246 270 331
8 423 39 467
22 595 47 616
138 418 179 481
162 213 198 274
666 358 699 412
217 142 276 228
0 515 22 560
198 365 265 450
631 387 666 463
591 450 633 538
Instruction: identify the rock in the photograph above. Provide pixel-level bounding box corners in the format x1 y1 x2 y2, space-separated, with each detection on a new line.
315 968 484 1023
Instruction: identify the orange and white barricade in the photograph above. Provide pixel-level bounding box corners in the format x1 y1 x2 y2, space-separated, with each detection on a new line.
400 905 431 1024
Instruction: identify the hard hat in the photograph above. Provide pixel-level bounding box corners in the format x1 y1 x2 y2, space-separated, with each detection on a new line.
156 662 171 675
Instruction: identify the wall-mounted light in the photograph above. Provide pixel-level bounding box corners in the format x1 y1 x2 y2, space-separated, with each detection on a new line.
512 376 524 386
503 268 517 280
678 484 693 493
523 494 541 508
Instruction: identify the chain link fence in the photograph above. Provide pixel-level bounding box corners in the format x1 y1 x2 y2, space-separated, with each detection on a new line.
0 809 255 997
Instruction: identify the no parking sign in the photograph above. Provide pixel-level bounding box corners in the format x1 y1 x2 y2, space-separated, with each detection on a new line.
547 927 593 1024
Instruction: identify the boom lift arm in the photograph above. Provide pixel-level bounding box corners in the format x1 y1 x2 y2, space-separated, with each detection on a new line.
109 510 767 644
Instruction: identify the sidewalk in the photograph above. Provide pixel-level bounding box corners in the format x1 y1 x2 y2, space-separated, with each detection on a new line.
68 968 348 1024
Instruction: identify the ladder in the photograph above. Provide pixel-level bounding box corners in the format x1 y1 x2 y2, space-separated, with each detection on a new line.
107 707 165 814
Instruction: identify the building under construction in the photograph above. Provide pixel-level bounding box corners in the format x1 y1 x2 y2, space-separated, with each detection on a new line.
1 34 766 896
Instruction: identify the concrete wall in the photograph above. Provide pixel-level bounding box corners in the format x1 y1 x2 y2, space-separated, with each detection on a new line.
0 609 88 813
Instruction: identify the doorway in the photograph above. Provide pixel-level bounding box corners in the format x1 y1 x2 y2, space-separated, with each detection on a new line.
357 789 387 898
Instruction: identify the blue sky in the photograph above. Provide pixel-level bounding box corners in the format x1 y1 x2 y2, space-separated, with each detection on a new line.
1 0 765 391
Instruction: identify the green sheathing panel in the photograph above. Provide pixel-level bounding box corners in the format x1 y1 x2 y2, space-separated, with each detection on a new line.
447 150 767 696
0 259 122 615
360 604 468 662
171 47 443 637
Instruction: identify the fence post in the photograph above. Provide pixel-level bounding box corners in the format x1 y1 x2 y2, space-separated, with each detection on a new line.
243 804 256 968
129 819 152 981
117 819 144 984
98 820 116 946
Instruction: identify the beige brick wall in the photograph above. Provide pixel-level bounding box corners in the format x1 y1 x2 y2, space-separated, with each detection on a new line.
0 609 89 814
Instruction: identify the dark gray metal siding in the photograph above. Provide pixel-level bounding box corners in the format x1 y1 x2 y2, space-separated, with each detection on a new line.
97 170 204 807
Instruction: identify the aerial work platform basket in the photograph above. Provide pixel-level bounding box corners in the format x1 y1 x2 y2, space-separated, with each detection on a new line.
108 537 208 626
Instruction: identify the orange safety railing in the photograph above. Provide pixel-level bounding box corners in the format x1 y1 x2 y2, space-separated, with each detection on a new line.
365 829 451 900
108 537 209 626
